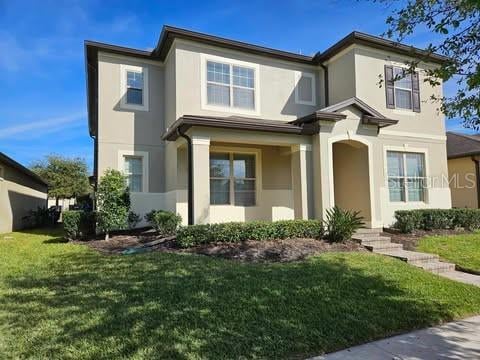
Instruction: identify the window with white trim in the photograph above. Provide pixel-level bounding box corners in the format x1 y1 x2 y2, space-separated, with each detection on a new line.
206 61 256 110
387 151 426 202
393 67 413 110
295 72 316 105
124 156 143 192
210 152 256 206
120 64 149 111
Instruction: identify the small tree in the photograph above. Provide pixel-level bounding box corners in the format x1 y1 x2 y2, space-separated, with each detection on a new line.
31 155 90 206
96 169 130 240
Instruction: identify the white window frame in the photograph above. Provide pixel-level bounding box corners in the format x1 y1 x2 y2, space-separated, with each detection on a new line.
120 64 149 111
200 54 261 116
393 66 413 111
209 147 261 207
384 146 429 204
117 150 149 193
294 71 316 106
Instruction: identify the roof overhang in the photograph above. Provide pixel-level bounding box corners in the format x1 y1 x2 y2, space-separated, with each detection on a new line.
0 152 48 187
162 115 317 141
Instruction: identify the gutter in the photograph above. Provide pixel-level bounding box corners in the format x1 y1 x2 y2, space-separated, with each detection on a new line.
177 128 194 225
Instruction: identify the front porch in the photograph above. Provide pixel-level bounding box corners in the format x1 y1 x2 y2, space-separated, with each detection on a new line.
178 128 314 225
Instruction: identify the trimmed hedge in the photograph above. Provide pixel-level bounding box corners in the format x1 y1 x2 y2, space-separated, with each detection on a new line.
145 210 182 237
63 210 96 240
176 219 324 248
394 208 480 233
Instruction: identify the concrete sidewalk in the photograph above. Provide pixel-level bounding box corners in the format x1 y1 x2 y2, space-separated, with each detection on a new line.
311 316 480 360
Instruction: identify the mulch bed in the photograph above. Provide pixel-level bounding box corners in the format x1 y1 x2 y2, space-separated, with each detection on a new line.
384 228 471 251
77 229 365 262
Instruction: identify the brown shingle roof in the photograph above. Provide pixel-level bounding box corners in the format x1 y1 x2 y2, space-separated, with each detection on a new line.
446 132 480 159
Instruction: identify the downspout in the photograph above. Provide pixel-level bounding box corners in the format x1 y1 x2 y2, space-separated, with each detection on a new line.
320 63 329 107
178 128 194 225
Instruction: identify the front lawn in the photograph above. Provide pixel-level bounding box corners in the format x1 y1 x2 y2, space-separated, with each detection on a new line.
417 233 480 274
1 229 480 359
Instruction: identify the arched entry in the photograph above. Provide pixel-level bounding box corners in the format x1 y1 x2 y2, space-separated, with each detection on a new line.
332 140 372 223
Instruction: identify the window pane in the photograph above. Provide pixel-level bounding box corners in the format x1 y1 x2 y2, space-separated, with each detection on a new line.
127 88 143 105
233 154 255 178
387 152 404 177
406 153 425 177
395 88 412 109
207 83 230 106
127 71 143 89
233 87 254 109
407 178 425 202
210 179 230 204
234 179 255 206
210 153 230 177
207 61 230 84
297 75 313 102
388 178 405 202
393 67 412 89
232 66 254 88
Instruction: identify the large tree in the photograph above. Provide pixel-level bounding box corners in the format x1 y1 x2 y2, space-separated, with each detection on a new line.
377 0 480 128
31 155 90 206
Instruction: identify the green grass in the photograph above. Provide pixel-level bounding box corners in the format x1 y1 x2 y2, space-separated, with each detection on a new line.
417 233 480 274
1 229 480 359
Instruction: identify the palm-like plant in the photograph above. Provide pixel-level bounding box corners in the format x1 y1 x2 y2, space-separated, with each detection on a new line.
324 206 364 243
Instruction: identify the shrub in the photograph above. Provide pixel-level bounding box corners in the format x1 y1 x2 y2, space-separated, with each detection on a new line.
176 219 324 248
96 169 130 240
324 206 364 243
63 210 96 240
23 207 51 228
145 210 182 237
394 210 423 233
394 208 480 233
127 212 141 229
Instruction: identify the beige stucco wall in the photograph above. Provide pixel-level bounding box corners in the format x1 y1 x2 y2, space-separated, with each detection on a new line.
448 157 478 208
333 141 371 221
0 162 47 233
327 48 356 104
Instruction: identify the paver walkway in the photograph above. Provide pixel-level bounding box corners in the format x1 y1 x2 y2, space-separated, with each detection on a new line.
441 270 480 287
311 315 480 360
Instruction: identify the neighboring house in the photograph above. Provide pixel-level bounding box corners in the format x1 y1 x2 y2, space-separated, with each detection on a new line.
446 132 480 208
85 26 451 228
0 153 48 233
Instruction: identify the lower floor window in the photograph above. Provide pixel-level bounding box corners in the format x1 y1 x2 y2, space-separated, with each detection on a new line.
387 151 426 202
210 152 256 206
124 156 143 192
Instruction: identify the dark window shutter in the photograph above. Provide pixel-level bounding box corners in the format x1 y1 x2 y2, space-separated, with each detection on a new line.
412 71 421 112
385 65 395 109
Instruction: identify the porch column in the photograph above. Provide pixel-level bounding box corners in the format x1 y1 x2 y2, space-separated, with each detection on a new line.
192 136 210 224
291 144 313 219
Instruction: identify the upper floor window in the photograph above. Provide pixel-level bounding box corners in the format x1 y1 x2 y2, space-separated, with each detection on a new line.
387 151 426 202
206 60 255 110
385 65 420 112
120 64 149 111
294 71 316 106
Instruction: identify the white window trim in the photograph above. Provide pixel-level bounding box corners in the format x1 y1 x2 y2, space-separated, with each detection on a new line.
117 150 149 193
120 64 149 111
294 71 316 106
383 145 430 204
209 146 261 208
390 64 415 112
200 53 261 116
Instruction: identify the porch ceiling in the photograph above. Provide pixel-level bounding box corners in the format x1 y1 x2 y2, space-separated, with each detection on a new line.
162 115 318 141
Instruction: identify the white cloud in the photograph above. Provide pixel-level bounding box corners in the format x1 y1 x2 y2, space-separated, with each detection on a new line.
0 112 85 139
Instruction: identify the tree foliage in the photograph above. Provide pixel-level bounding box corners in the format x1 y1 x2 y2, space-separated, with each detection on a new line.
96 169 131 239
31 155 90 201
377 0 480 128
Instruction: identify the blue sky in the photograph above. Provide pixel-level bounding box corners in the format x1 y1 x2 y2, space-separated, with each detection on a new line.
0 0 468 171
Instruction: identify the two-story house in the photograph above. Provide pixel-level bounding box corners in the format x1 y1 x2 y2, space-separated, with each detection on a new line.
85 26 451 227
